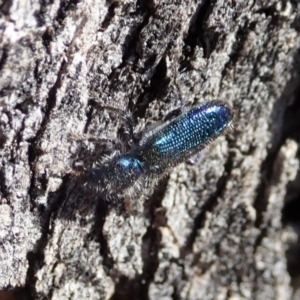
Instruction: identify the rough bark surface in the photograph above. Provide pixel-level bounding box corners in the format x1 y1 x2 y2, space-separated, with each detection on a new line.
1 0 300 299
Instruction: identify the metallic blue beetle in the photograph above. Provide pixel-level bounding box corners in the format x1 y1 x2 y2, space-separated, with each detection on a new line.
89 100 233 198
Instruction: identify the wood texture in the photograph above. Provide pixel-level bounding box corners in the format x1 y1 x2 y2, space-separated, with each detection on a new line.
0 0 300 299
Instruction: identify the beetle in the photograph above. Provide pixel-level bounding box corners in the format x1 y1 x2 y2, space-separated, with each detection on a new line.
87 100 234 199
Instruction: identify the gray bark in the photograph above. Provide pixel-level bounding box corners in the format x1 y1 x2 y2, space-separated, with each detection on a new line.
0 0 300 299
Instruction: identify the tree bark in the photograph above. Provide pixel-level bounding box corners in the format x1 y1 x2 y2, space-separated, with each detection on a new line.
1 0 300 299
